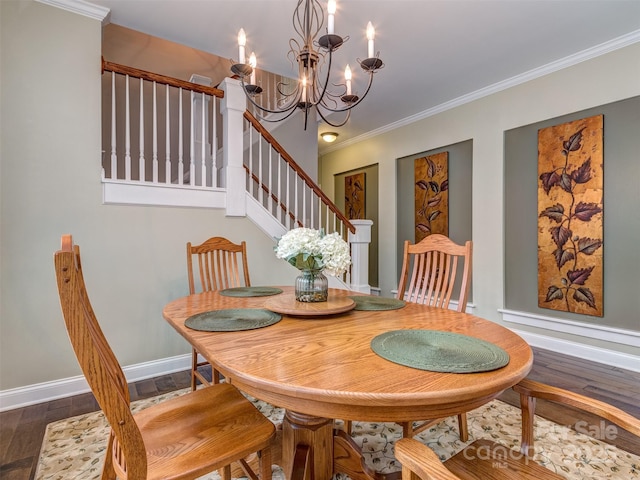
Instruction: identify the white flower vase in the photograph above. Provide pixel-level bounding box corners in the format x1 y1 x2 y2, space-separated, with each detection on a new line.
295 269 328 302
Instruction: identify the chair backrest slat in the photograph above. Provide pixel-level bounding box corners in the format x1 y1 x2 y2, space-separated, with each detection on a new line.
55 235 147 479
397 234 472 312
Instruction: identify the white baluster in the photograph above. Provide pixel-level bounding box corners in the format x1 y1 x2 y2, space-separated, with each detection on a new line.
201 92 206 187
286 165 291 229
189 91 195 186
152 81 158 183
125 75 131 181
178 88 183 185
258 136 263 204
110 72 117 179
165 85 170 184
211 97 217 187
248 124 253 195
277 154 282 223
294 176 299 226
139 78 145 182
302 183 307 227
325 203 330 233
268 147 273 213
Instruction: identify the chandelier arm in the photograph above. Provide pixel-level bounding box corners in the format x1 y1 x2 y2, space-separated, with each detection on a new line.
240 76 302 116
315 105 351 128
252 105 302 124
311 45 335 109
320 69 376 113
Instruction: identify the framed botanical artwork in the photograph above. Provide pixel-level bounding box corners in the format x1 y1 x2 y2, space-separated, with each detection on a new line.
345 172 365 219
414 152 449 242
537 114 604 316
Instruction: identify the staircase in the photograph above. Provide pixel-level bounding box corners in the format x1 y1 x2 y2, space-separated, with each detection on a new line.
100 59 371 292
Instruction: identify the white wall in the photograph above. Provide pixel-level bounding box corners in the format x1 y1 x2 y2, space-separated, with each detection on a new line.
320 42 640 361
0 0 296 398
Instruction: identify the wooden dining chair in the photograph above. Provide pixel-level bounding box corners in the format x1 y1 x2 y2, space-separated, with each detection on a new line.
394 378 640 480
345 234 472 439
397 234 472 440
55 234 275 480
186 236 251 390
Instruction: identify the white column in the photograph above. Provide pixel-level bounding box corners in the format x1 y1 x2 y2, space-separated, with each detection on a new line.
348 219 373 294
220 77 247 216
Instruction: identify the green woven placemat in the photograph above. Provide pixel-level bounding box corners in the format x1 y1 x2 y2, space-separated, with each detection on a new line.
185 309 281 331
371 330 510 373
348 296 406 311
219 286 283 297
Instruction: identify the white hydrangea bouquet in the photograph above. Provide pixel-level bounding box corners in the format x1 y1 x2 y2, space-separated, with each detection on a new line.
274 227 351 276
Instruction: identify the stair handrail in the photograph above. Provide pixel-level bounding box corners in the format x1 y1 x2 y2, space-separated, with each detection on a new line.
102 58 224 99
243 110 355 235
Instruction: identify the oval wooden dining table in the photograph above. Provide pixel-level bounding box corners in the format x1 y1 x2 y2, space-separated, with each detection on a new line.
163 287 533 480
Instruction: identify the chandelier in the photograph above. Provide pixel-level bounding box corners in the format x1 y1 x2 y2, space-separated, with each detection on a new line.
230 0 383 130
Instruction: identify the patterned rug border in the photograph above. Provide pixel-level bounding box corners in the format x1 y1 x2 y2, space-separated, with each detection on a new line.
35 389 639 480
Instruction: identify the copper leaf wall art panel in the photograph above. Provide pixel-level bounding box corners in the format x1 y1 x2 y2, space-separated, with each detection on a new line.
414 152 449 242
537 114 604 316
345 172 365 219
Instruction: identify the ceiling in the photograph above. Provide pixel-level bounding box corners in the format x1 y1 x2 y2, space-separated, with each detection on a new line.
90 0 640 152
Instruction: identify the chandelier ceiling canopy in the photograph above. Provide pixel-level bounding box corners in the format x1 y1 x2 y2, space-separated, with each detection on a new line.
231 0 383 130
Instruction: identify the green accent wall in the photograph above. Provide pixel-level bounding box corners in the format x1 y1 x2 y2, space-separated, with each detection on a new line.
504 96 640 331
334 165 379 288
396 140 473 301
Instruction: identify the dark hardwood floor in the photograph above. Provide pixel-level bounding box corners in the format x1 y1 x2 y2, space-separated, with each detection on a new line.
1 347 638 480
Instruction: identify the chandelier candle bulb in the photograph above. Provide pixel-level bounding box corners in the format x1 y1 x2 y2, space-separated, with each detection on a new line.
345 65 352 95
327 0 336 34
366 22 375 58
302 76 307 102
238 28 246 64
249 52 257 84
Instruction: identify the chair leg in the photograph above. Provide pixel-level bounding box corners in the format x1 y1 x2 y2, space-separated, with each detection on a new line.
100 432 117 480
344 420 352 434
520 393 536 456
457 413 468 442
402 421 413 438
220 465 232 480
259 446 273 480
190 347 199 391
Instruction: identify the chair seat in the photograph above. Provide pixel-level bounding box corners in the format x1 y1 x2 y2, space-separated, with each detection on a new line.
132 383 276 480
445 439 564 480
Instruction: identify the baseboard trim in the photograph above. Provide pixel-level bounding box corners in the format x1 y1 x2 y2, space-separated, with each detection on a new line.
508 328 640 373
499 308 640 347
500 308 640 372
0 354 191 412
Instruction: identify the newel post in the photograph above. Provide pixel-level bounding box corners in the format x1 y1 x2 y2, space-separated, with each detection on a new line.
219 77 246 217
348 219 372 294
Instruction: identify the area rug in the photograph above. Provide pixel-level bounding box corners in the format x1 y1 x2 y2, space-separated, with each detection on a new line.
35 389 639 480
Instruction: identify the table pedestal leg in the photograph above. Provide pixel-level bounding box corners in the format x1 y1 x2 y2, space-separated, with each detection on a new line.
282 410 334 480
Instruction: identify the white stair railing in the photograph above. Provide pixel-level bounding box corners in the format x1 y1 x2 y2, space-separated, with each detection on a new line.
102 59 223 187
243 110 354 239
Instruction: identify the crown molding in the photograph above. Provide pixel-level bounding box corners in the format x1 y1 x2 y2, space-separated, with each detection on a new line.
325 29 640 154
36 0 110 22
